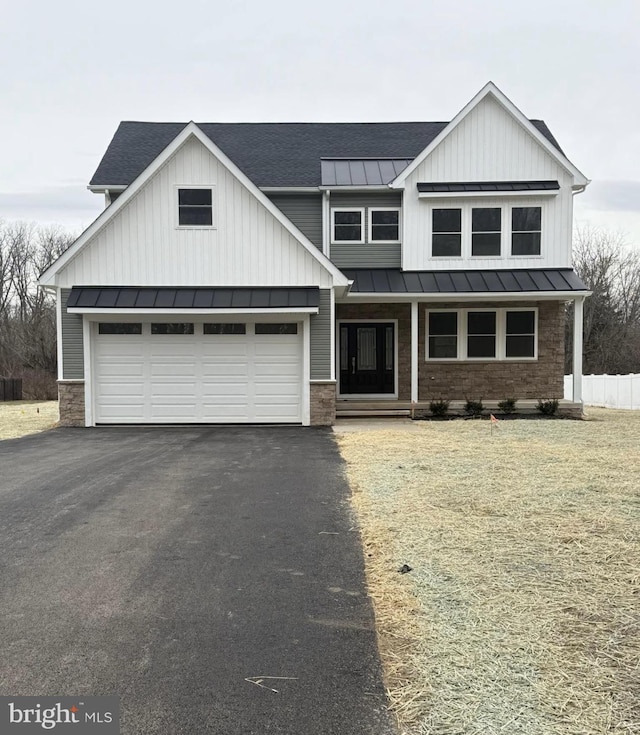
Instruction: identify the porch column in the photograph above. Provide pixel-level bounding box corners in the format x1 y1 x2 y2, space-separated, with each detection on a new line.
411 300 418 403
572 296 584 403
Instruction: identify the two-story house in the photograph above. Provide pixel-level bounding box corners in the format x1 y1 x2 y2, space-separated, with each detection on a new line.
40 82 590 426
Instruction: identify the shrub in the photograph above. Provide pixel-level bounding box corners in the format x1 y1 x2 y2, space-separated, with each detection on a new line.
536 398 559 416
429 399 450 417
497 397 517 415
464 398 484 417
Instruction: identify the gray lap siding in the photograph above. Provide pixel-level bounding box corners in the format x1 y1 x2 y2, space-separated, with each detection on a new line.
61 288 84 379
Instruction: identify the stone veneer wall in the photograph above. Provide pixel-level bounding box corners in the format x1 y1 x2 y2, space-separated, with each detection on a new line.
418 301 565 401
335 301 565 402
58 381 85 426
335 303 412 400
310 382 336 426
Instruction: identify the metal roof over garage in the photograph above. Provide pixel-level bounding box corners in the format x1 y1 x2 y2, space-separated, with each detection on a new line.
67 286 320 309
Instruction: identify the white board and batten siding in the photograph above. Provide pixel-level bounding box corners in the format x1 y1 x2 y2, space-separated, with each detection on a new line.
401 94 576 271
94 324 303 423
53 136 333 289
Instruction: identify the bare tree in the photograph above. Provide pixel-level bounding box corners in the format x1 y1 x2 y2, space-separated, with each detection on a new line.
0 221 75 398
567 227 640 375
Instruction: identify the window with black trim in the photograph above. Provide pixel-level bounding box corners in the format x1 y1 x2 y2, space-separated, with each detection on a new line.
151 323 194 335
332 210 363 242
98 323 142 335
255 323 298 335
432 208 462 257
178 188 213 226
471 208 501 256
512 207 541 255
369 209 400 242
204 323 246 335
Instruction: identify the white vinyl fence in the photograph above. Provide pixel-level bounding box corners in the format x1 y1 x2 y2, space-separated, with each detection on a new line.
564 374 640 409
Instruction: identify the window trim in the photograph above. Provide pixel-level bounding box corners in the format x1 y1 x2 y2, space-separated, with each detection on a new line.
331 207 365 244
367 207 401 244
425 307 538 361
175 185 216 230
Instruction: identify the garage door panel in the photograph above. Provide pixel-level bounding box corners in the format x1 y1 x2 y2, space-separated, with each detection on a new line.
94 323 302 423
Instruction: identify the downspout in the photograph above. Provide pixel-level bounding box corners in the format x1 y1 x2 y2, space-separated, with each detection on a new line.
322 189 331 258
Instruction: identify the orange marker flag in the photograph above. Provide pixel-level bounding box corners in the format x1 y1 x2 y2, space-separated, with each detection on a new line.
490 414 499 424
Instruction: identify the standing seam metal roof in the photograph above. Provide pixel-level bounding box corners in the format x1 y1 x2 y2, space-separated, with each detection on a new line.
341 269 588 294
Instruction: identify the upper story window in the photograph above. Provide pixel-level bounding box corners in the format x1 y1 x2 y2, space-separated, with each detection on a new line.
430 204 543 258
331 207 401 244
369 208 400 242
471 208 501 256
512 207 541 255
332 209 364 243
178 188 213 227
432 208 462 257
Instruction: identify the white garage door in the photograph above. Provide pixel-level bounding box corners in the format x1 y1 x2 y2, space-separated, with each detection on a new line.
93 321 302 423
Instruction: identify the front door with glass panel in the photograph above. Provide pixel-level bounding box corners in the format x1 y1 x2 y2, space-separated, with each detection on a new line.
339 323 395 395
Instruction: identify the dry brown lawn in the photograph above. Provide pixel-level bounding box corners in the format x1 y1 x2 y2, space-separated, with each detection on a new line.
337 408 640 735
0 400 59 440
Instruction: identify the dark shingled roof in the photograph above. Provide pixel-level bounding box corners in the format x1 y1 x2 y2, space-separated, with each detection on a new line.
89 120 563 189
342 269 588 294
67 286 320 309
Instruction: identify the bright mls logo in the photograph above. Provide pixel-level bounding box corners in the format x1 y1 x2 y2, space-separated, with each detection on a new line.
1 697 119 733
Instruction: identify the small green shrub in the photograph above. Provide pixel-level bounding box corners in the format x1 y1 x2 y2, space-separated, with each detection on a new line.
497 397 517 414
429 399 450 417
464 398 484 417
536 398 559 416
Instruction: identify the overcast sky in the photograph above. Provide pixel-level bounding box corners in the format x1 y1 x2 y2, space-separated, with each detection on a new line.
1 0 638 245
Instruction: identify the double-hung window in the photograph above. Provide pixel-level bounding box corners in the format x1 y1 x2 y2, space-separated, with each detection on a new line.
511 207 541 255
471 208 501 256
178 188 214 227
369 208 400 242
332 209 364 243
432 208 462 257
426 308 537 360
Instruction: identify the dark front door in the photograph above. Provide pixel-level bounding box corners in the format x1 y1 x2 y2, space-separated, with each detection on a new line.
339 323 395 395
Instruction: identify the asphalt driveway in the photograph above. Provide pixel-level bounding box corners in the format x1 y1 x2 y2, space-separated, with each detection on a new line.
0 427 393 734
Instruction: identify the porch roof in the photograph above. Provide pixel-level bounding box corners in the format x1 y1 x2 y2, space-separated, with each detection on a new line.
342 268 588 295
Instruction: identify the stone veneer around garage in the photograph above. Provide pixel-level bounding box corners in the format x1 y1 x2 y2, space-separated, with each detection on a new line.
336 301 565 402
310 381 337 426
58 380 85 426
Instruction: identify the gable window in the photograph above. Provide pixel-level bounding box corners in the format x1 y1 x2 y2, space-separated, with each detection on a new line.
432 208 462 257
332 209 364 243
512 207 541 255
178 188 213 226
369 209 400 242
471 208 501 256
425 308 537 360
